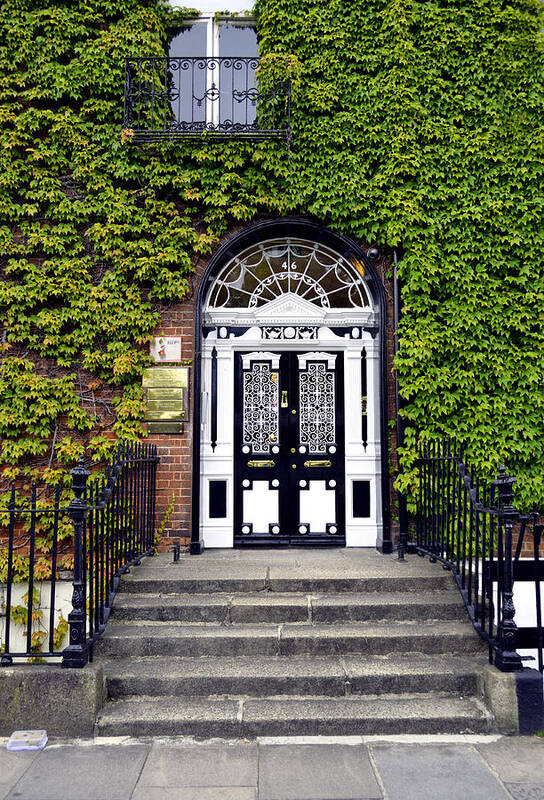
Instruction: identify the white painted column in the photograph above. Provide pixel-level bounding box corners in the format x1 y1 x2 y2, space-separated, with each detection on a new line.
344 333 382 547
200 332 235 548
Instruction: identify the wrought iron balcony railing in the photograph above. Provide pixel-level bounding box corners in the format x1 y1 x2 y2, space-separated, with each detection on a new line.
123 57 291 142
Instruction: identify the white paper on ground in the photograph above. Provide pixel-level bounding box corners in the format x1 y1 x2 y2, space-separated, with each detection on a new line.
6 730 48 751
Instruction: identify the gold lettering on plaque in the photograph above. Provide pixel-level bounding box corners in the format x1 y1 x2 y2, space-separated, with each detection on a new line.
146 401 184 415
147 388 184 401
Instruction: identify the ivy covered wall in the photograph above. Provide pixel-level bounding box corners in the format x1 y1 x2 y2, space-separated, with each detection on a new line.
256 0 544 508
0 0 290 487
0 0 543 509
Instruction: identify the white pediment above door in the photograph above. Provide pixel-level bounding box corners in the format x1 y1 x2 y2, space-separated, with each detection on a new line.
205 292 377 327
256 293 326 322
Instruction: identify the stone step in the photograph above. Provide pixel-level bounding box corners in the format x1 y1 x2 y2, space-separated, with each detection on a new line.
96 693 494 738
95 621 483 658
95 554 492 740
120 569 455 595
102 653 485 699
111 590 465 624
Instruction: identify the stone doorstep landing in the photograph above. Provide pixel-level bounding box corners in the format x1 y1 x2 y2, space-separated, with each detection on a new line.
119 548 456 595
94 549 494 738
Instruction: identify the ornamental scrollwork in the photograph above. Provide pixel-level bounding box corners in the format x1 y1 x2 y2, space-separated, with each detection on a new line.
243 363 279 454
262 326 319 340
124 57 289 140
299 362 336 454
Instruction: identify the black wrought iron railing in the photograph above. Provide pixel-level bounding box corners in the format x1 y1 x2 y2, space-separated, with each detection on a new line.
416 438 543 672
123 56 291 141
0 441 158 668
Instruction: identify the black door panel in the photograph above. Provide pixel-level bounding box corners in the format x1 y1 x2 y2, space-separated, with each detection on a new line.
234 350 345 546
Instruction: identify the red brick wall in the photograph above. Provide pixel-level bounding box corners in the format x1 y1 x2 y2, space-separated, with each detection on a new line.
512 526 544 560
145 256 206 551
146 231 398 551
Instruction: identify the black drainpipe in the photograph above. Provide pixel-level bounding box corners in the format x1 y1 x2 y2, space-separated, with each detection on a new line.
393 247 409 560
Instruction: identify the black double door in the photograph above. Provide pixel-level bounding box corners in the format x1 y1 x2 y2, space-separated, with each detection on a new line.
234 350 345 545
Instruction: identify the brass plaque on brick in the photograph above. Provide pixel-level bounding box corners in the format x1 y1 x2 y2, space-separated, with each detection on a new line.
143 367 189 425
147 422 184 434
142 367 188 389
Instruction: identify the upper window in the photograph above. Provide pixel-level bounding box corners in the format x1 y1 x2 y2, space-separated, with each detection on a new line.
206 239 372 311
124 11 290 141
167 16 258 130
174 1 253 10
169 17 258 60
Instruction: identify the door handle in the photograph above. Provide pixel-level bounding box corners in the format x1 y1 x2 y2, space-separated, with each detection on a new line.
248 460 275 468
304 460 332 468
281 391 288 408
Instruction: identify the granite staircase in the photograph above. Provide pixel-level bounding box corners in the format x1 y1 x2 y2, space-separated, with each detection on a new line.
95 549 494 737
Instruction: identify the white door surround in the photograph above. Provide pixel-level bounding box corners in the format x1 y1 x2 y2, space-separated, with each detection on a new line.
190 220 391 554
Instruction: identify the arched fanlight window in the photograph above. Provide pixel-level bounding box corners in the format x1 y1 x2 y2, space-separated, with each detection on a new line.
205 239 372 311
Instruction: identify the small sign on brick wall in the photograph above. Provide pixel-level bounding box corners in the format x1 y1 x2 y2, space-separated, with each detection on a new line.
150 336 182 363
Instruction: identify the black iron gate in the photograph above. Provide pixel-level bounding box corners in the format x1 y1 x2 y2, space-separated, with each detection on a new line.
416 438 543 673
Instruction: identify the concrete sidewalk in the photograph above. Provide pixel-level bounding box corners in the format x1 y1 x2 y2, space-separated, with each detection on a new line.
0 735 543 800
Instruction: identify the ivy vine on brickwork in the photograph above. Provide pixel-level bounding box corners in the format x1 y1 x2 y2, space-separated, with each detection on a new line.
0 0 543 513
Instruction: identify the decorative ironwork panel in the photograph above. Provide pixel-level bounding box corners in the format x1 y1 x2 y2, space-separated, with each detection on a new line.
207 240 371 311
262 326 319 340
299 362 335 453
123 57 290 142
243 362 279 453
